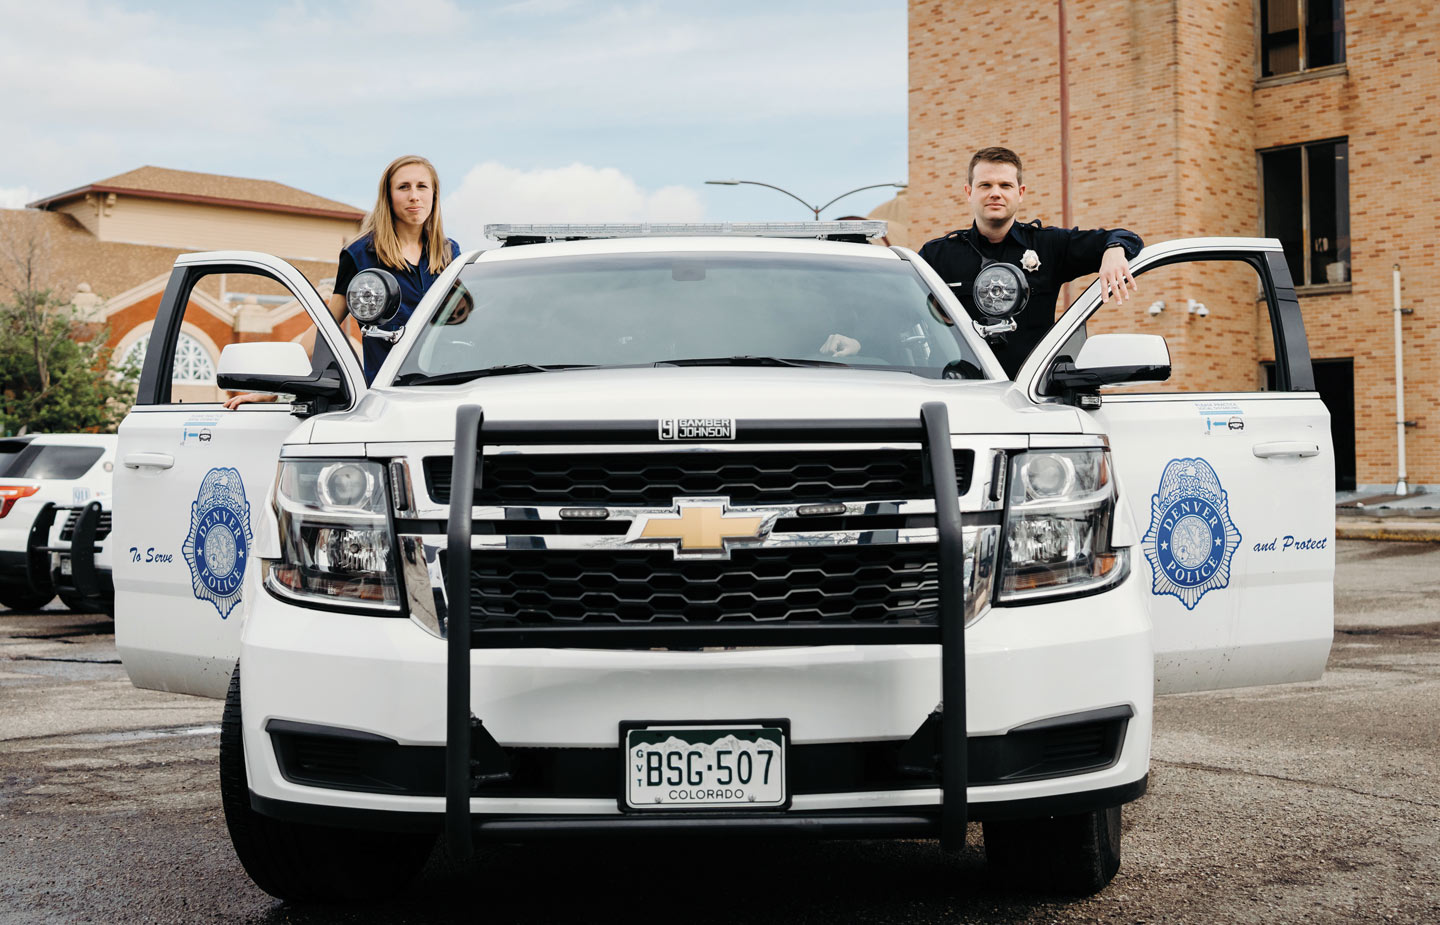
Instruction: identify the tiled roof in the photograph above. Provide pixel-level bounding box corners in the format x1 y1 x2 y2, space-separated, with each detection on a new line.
0 208 340 303
28 166 364 219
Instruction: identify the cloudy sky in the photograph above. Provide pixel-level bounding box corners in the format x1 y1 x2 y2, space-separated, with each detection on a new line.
0 0 907 246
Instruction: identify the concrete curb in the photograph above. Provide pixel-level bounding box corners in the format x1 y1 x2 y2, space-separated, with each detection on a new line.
1336 518 1440 542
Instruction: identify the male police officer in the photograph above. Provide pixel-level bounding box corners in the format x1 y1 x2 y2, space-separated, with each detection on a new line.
917 147 1142 378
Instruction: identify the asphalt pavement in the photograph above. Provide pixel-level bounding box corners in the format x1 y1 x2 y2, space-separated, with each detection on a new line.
1 539 1437 924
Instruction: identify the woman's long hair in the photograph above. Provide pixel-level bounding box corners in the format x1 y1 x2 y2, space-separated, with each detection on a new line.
358 155 453 274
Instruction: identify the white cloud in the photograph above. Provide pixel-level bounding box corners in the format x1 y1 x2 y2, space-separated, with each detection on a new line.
0 186 38 209
443 162 705 247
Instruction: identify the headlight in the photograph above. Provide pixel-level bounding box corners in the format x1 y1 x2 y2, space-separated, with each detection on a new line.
263 459 402 612
999 448 1127 602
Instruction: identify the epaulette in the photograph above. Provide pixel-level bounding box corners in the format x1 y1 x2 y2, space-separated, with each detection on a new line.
921 229 967 250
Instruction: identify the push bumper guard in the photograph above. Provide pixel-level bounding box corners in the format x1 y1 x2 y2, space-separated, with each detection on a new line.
29 501 109 602
443 403 967 857
20 502 58 601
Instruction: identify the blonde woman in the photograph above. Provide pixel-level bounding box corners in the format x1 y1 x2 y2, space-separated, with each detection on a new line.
225 155 459 407
330 154 460 384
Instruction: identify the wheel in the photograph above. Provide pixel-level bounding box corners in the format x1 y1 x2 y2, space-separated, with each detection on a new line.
0 583 54 611
219 664 435 903
983 804 1123 896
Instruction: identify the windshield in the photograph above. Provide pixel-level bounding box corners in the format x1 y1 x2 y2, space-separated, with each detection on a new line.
393 252 988 384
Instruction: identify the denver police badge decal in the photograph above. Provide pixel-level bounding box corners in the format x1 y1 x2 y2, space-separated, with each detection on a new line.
182 467 254 620
1142 457 1241 610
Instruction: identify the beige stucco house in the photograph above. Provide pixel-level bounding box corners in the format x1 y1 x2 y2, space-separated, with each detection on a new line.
2 166 364 403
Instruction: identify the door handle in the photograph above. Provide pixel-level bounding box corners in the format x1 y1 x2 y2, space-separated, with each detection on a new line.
123 452 175 470
1252 441 1320 459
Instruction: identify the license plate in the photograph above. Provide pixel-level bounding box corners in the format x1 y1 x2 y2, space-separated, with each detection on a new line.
623 723 787 811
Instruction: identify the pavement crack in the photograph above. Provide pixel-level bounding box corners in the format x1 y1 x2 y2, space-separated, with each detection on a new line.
1154 758 1440 809
12 656 122 665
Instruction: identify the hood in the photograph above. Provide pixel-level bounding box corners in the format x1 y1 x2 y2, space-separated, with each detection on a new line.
306 367 1082 444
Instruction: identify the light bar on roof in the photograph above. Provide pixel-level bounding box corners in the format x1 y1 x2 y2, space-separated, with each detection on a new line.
484 221 888 241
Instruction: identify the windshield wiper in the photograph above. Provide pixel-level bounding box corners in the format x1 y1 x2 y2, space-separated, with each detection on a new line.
654 355 849 368
394 364 595 386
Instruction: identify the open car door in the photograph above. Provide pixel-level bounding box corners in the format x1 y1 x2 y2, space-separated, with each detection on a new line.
1016 238 1334 693
113 252 365 698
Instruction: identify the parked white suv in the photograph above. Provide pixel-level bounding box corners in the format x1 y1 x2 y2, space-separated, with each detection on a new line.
113 224 1334 902
0 433 116 612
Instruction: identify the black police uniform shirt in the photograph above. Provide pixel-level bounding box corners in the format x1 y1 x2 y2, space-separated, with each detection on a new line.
333 233 462 384
917 220 1142 378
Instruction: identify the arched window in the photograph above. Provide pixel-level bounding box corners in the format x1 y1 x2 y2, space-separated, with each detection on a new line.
122 331 217 384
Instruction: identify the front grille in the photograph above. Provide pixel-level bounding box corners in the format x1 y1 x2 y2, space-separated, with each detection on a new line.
469 545 939 627
427 449 973 507
60 510 112 541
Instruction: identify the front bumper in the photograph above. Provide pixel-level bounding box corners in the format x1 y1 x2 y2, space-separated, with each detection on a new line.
241 565 1153 830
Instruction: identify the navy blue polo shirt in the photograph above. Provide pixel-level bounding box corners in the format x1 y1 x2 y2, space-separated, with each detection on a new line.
334 233 461 383
918 220 1142 378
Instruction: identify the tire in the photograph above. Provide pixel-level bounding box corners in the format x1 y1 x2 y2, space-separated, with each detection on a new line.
59 593 113 618
0 583 54 611
982 804 1123 896
219 664 435 903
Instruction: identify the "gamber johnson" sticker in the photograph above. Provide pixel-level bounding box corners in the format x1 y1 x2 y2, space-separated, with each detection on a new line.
658 418 736 441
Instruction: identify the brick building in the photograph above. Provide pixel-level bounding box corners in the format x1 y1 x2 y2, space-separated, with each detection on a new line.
1 167 363 404
908 0 1438 490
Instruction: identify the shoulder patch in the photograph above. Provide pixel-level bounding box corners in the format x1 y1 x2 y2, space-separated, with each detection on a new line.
1142 457 1241 610
182 467 254 620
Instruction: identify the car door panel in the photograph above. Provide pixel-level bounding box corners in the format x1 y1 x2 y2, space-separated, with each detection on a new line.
1095 392 1334 693
114 252 363 698
1018 239 1335 694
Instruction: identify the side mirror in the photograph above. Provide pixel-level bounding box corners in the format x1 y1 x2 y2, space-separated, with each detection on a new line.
217 342 310 379
215 342 345 407
1049 333 1171 393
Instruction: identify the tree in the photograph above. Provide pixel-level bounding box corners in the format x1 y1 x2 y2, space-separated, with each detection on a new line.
0 222 137 434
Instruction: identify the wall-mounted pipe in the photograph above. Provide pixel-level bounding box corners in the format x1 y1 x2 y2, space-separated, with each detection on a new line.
1394 265 1409 496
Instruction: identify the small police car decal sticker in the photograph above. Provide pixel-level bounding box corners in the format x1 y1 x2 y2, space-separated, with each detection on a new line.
1142 457 1242 610
182 467 253 620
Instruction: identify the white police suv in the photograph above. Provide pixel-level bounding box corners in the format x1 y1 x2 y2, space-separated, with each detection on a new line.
113 223 1334 902
0 433 117 613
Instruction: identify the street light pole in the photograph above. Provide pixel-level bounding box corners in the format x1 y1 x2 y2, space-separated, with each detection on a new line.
705 179 906 220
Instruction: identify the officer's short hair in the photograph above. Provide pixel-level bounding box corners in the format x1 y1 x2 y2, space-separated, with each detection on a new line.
968 147 1024 185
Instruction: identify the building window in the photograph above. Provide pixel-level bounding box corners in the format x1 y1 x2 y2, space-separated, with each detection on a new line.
1260 139 1350 288
123 331 217 384
1260 0 1345 77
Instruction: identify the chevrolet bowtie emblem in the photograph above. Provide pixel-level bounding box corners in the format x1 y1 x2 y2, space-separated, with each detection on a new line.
629 499 774 559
